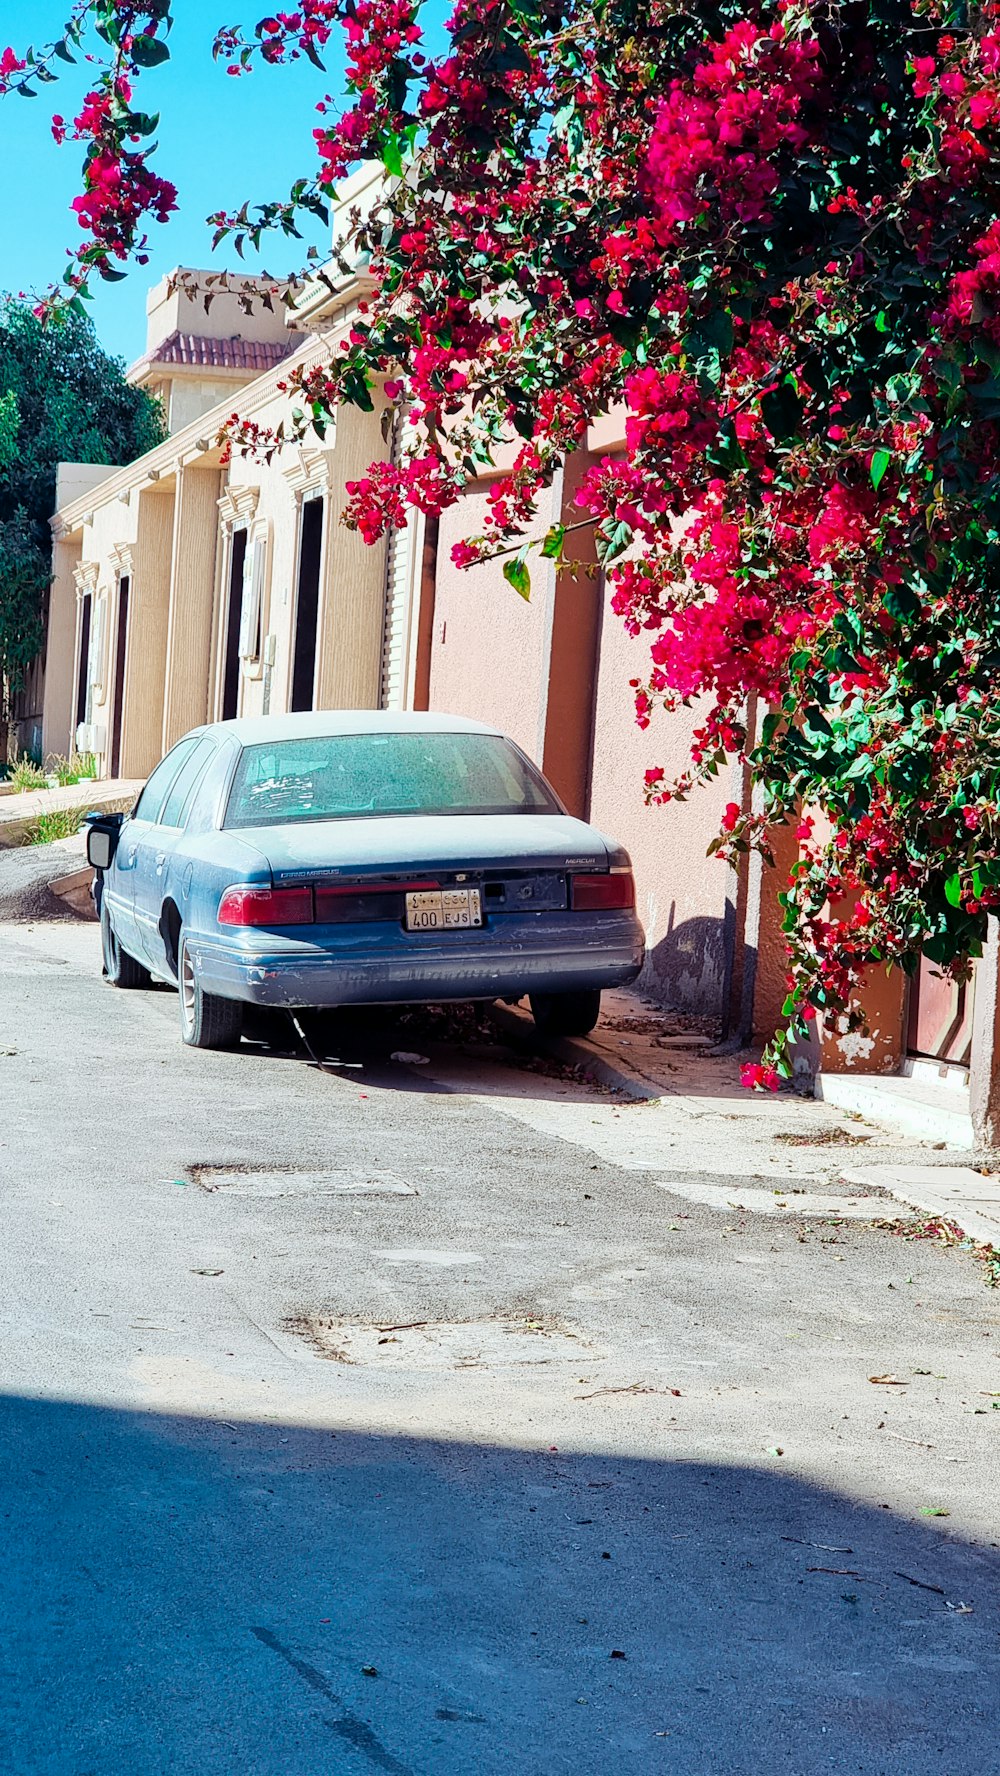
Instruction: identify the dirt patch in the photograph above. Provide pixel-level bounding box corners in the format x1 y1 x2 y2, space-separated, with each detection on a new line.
284 1311 591 1369
188 1163 417 1198
774 1127 874 1148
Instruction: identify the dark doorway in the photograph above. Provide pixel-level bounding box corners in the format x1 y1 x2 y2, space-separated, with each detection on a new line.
109 577 130 778
75 592 92 732
291 498 323 712
222 529 248 722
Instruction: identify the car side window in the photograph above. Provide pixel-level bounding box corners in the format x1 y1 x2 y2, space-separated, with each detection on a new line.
160 737 218 829
131 738 199 825
185 738 240 834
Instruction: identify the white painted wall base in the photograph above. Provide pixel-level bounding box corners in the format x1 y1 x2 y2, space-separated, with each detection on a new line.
815 1071 974 1149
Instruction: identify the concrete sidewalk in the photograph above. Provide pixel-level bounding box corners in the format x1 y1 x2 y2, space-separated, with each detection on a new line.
0 777 140 847
498 987 1000 1252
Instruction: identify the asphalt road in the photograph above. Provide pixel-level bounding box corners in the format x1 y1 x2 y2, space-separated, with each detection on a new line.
0 921 998 1776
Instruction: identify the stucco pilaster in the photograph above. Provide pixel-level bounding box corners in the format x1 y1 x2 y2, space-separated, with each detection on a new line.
162 464 223 750
119 487 175 776
42 536 84 761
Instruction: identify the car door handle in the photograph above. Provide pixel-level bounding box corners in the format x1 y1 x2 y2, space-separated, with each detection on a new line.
155 852 166 874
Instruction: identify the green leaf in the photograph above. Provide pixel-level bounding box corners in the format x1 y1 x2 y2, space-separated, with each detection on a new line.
596 518 632 565
381 133 404 178
130 34 170 67
882 584 921 624
504 558 531 600
944 873 963 909
760 378 802 441
870 447 892 490
540 524 565 560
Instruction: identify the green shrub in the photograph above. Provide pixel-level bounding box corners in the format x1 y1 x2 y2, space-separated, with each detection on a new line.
25 807 84 845
44 752 96 787
45 753 78 787
9 750 46 792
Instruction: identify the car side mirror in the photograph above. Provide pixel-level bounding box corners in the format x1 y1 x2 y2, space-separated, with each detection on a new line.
87 827 114 871
85 811 124 872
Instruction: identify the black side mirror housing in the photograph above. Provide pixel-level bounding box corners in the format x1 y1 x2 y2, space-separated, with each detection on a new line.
85 811 125 872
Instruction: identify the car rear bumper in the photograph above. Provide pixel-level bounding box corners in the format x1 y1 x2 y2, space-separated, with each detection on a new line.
186 913 645 1010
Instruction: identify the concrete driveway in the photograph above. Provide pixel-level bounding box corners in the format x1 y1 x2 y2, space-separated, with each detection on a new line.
0 921 998 1775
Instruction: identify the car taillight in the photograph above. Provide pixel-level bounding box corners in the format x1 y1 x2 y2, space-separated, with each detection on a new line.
570 871 636 911
218 884 314 927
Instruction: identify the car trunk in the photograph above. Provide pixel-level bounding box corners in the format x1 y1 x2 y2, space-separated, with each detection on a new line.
225 813 613 920
229 814 608 878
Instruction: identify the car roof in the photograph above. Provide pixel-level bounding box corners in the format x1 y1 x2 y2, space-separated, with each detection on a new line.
207 710 507 747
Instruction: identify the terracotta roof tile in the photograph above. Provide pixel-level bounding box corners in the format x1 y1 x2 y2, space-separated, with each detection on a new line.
138 330 301 374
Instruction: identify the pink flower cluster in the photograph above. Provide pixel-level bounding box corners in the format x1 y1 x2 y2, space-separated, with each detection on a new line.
312 0 421 179
345 454 463 542
948 219 1000 340
645 19 823 236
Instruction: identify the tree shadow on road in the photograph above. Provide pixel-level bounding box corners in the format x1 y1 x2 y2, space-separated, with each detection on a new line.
0 1393 996 1776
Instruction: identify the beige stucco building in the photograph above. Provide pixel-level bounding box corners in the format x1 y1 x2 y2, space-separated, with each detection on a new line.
45 175 425 788
37 173 1000 1145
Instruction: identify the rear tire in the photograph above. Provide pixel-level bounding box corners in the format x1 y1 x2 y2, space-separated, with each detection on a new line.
101 899 151 990
529 989 602 1039
178 934 243 1051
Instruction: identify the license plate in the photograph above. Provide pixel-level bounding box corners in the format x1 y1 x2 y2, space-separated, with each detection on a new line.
405 888 483 931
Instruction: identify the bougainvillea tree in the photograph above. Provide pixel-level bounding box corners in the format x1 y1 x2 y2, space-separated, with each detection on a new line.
7 0 1000 1079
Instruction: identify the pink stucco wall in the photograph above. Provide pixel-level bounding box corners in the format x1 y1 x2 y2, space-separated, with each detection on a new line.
429 484 554 761
588 601 743 1016
428 476 743 1019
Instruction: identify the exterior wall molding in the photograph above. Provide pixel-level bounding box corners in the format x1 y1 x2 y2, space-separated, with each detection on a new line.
282 445 337 504
110 542 134 577
51 333 329 540
73 560 99 602
218 484 261 530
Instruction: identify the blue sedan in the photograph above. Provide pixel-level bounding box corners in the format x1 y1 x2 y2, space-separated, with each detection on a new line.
86 712 645 1050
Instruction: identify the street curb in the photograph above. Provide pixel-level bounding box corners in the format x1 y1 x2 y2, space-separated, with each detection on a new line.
0 788 135 849
488 1000 665 1101
50 866 97 920
841 1164 1000 1249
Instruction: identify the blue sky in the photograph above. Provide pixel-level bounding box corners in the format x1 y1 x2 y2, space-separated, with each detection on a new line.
0 5 347 364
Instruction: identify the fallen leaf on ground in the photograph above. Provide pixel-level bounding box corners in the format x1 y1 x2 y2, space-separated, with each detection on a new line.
919 1506 950 1517
869 1374 907 1386
362 1666 378 1678
191 1268 223 1276
390 1051 430 1065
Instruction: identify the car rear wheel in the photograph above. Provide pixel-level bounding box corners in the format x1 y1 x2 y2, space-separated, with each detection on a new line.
529 989 602 1039
178 935 243 1051
101 899 151 990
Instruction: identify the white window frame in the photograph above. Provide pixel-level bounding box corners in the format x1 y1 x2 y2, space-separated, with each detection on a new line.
239 525 269 677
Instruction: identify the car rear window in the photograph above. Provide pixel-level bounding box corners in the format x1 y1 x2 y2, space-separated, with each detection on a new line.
224 732 558 828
